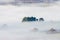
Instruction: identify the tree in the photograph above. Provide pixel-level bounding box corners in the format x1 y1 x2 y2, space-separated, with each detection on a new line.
39 18 44 21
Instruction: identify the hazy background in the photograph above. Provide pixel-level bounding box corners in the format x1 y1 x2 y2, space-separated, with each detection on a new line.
0 0 60 23
0 0 60 40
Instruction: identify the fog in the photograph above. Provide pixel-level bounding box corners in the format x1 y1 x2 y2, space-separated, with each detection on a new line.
0 0 60 40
